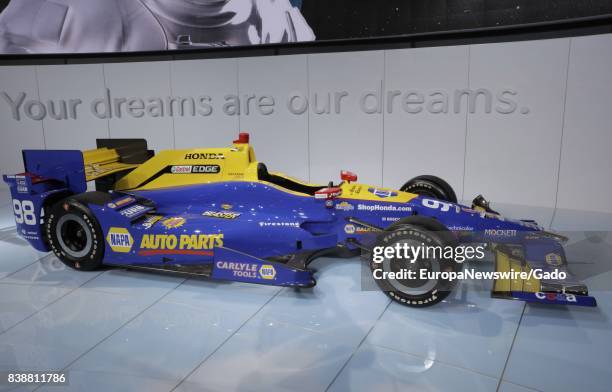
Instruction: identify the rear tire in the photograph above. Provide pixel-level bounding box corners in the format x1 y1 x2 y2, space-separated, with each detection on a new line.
370 218 460 307
401 175 457 203
45 199 104 271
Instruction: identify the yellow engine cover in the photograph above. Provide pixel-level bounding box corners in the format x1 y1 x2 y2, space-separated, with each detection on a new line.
115 143 257 190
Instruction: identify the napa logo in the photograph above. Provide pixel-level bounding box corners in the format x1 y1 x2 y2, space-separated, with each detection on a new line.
259 264 276 280
106 227 133 253
545 252 563 266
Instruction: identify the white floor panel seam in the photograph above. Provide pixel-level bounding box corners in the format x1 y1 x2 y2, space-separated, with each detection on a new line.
169 286 285 392
495 302 527 392
0 270 105 336
324 298 393 392
501 380 545 392
29 278 189 392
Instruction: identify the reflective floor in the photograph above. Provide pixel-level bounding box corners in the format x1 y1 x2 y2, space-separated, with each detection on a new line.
0 191 611 392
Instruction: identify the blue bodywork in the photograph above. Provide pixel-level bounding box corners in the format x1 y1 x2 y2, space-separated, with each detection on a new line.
3 151 596 307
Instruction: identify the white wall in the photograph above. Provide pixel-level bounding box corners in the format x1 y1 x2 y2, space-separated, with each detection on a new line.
556 34 612 214
383 45 468 196
1 34 611 215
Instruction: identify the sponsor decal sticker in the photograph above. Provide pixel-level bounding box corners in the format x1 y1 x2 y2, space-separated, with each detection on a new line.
545 252 563 266
484 229 517 237
335 201 354 211
119 204 147 218
192 165 220 173
448 225 474 231
535 292 576 303
357 204 411 212
171 165 192 174
344 224 356 234
139 233 223 256
16 176 28 193
15 176 29 193
356 226 377 234
382 217 401 222
184 152 225 160
258 222 300 228
347 185 362 195
171 165 220 174
162 216 186 229
368 187 398 198
259 265 276 280
107 196 135 209
141 215 163 229
221 204 233 210
216 261 258 278
202 210 241 219
106 227 133 253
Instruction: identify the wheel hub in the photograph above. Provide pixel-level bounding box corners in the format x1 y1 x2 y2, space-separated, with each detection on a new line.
56 214 92 258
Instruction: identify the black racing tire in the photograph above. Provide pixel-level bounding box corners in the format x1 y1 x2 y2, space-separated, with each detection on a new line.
400 175 457 203
370 218 461 307
45 198 104 271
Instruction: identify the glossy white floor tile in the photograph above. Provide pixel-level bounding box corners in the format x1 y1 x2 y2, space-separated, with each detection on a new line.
254 259 390 341
0 255 104 333
366 255 524 379
0 274 183 372
327 344 499 392
0 283 72 333
0 233 46 279
42 280 281 392
502 288 612 392
366 292 524 378
175 314 363 392
2 254 102 289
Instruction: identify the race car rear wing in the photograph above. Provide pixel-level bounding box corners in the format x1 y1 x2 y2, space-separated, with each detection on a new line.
3 139 152 251
5 139 152 193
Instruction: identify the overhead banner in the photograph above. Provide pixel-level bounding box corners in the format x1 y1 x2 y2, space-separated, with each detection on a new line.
0 0 611 54
0 0 315 53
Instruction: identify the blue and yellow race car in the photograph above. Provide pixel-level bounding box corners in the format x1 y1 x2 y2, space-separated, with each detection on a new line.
3 133 596 307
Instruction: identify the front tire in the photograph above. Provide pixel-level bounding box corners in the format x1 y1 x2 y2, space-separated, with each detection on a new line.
401 175 457 203
370 220 460 307
45 199 104 271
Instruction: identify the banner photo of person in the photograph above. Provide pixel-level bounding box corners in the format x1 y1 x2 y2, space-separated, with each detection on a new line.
0 0 315 53
0 0 611 54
